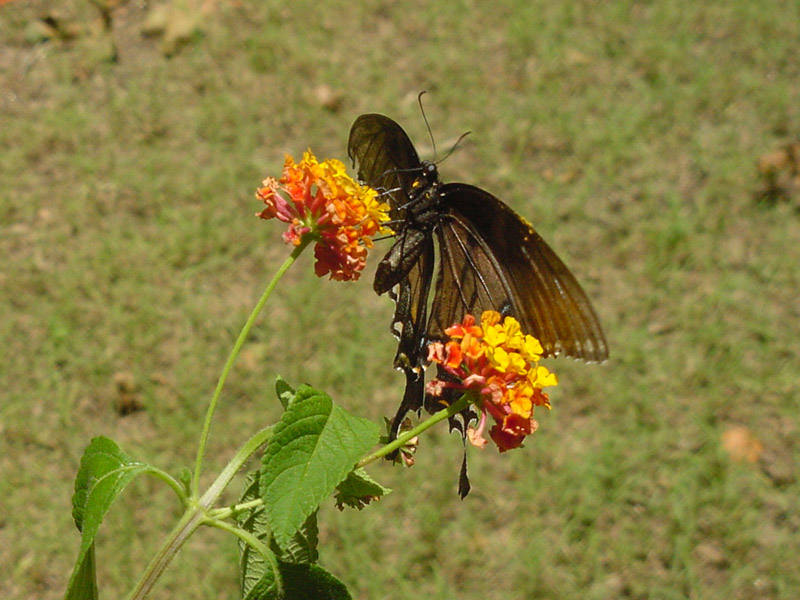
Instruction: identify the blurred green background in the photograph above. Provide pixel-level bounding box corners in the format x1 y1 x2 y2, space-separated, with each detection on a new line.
1 1 799 598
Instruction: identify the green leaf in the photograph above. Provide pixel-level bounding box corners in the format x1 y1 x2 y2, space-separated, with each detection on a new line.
238 470 320 599
64 543 98 600
178 466 192 495
238 472 274 599
241 562 350 600
273 511 318 564
66 436 151 600
260 385 380 548
275 376 296 410
243 570 279 600
280 563 351 600
334 468 391 510
238 470 321 599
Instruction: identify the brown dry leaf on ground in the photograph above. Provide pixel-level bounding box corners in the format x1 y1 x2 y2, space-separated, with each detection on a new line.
757 142 800 206
721 425 764 464
141 0 217 56
113 371 145 416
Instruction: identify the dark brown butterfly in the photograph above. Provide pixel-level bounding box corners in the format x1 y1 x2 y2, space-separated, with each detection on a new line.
348 113 608 493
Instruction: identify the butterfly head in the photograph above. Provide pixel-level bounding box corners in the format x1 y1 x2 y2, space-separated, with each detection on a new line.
421 160 438 182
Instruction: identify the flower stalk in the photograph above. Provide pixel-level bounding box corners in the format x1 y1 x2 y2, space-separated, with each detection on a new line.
356 394 472 468
192 240 309 498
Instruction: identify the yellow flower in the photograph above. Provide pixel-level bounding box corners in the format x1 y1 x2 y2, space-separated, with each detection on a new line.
529 365 558 388
522 335 544 361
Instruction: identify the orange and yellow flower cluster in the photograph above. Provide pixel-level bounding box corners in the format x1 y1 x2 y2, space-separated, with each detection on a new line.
426 311 558 452
256 151 391 281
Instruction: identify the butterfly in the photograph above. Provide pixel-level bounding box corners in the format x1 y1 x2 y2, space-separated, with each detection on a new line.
348 113 608 491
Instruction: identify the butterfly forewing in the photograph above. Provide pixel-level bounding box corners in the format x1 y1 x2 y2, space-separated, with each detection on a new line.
347 114 424 221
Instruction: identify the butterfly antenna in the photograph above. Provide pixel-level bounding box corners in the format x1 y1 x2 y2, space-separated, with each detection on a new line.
437 130 472 165
417 91 437 160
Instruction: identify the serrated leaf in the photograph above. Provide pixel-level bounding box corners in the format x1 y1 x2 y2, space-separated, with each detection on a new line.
273 511 318 564
238 472 274 599
334 468 391 510
241 562 350 600
244 570 279 600
238 471 319 599
66 436 151 600
275 376 296 410
260 385 379 548
281 563 352 600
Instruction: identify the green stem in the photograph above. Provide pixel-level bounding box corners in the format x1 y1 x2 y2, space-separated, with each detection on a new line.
192 240 309 498
209 498 263 521
124 507 205 600
126 426 274 599
199 426 273 508
356 394 472 468
126 236 311 599
144 466 189 506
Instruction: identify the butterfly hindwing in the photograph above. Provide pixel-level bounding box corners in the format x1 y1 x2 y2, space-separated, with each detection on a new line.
388 234 435 374
428 205 516 342
374 227 430 295
437 183 609 362
387 235 435 429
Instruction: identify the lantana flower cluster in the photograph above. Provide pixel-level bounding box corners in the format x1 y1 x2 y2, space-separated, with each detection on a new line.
256 150 391 281
426 311 558 452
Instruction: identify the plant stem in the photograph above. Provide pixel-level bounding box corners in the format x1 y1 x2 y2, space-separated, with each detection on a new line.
199 426 273 507
127 238 308 599
144 466 189 506
125 422 274 598
192 240 309 498
356 394 471 468
209 498 263 521
124 507 205 600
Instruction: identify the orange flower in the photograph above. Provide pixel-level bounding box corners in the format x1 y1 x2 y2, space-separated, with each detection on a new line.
256 150 391 281
426 311 558 452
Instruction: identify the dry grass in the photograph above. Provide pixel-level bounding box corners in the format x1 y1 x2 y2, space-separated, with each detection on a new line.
1 1 799 598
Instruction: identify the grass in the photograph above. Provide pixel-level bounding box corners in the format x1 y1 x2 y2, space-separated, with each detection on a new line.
1 0 799 598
